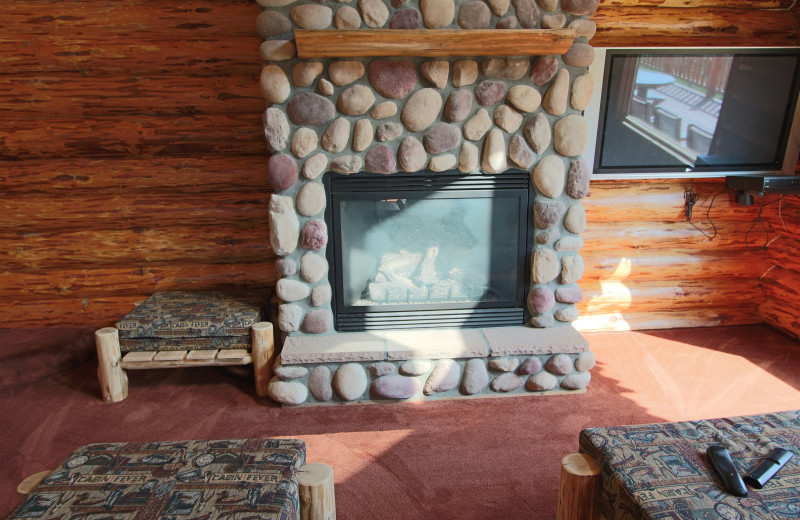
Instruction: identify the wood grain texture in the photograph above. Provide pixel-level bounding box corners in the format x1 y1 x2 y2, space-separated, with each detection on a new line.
765 198 800 240
557 454 600 520
1 191 269 231
0 293 274 329
1 156 267 193
3 0 793 331
766 237 800 272
592 7 800 47
581 220 761 251
95 327 128 402
0 0 271 329
760 266 800 302
2 227 271 270
759 196 800 337
0 75 263 118
0 36 261 76
295 29 575 58
581 249 770 283
579 279 763 314
121 351 253 369
759 299 800 340
583 179 766 223
1 263 277 301
0 0 257 37
575 305 761 332
0 114 265 159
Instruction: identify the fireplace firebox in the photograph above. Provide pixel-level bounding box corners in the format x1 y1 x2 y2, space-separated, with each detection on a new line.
324 171 532 331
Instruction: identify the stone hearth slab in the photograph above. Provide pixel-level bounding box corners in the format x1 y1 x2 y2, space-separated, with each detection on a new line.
280 326 586 364
281 332 385 363
484 326 589 356
385 328 489 360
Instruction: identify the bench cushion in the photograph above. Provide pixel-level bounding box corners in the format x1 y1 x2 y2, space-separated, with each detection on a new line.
580 409 800 520
116 291 262 351
8 438 305 520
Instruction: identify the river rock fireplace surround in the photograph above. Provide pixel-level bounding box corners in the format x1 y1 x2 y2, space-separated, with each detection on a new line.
259 0 597 405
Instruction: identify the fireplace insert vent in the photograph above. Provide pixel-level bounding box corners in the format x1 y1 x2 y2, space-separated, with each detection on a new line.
336 308 524 331
325 171 531 331
328 173 530 193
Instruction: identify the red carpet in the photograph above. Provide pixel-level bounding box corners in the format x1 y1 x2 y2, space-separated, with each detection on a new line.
2 324 799 519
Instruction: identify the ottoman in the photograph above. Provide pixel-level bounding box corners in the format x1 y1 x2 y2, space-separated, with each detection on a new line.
95 292 274 402
8 439 317 520
558 409 800 520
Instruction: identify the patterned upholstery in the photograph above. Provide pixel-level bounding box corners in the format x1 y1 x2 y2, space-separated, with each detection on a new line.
8 438 305 520
116 291 262 351
580 410 800 520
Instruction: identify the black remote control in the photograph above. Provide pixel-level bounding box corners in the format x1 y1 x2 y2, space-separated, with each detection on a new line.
707 445 748 497
744 448 794 489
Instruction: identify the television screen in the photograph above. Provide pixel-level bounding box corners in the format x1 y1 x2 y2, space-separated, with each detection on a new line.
590 49 800 177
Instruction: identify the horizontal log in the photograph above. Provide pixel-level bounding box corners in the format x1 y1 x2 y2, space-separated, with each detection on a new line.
295 29 575 58
0 36 261 76
0 74 263 118
2 226 271 270
121 350 253 370
763 198 800 240
766 236 800 272
584 179 766 223
771 195 800 208
0 114 265 159
0 0 257 37
0 296 144 328
1 262 278 301
575 305 760 332
1 156 268 193
599 0 792 7
1 192 269 232
581 220 759 251
760 265 800 303
581 249 770 283
759 299 800 340
592 7 800 47
0 291 272 329
578 278 763 315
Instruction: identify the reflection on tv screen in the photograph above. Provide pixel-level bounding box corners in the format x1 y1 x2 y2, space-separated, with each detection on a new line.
597 51 800 174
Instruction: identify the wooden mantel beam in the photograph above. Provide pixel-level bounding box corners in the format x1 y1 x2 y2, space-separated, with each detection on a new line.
294 29 575 58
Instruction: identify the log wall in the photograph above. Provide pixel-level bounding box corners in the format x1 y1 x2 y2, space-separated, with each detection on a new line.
576 0 799 331
576 179 771 331
760 197 800 339
2 0 799 331
1 0 272 328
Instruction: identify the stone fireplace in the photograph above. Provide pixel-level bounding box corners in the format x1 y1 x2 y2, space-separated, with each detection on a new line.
258 0 597 405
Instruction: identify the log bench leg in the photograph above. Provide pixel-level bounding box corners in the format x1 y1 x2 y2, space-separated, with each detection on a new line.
298 463 336 520
557 453 601 520
95 327 128 403
252 322 274 398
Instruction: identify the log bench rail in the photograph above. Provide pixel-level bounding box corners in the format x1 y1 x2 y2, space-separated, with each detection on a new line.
95 321 274 402
120 348 253 369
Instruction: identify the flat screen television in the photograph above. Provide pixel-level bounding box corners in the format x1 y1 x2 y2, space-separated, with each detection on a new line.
584 48 800 179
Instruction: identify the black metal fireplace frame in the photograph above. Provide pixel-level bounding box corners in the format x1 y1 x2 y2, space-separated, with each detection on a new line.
323 170 533 331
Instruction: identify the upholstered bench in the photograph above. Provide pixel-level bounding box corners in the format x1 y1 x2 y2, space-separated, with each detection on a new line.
95 292 275 402
557 409 800 520
9 438 336 520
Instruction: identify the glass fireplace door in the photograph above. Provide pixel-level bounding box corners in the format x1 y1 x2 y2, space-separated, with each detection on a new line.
325 172 530 331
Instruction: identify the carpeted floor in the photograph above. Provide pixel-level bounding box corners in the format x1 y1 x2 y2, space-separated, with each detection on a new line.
2 324 799 519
